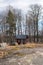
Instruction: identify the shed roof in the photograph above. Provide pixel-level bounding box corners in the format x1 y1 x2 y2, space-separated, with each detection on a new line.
16 35 26 39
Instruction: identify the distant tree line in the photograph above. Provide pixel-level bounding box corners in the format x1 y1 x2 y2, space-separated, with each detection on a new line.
26 4 43 43
0 4 43 44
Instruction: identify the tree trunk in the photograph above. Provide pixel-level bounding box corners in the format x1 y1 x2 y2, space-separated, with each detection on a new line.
34 21 35 42
36 20 38 42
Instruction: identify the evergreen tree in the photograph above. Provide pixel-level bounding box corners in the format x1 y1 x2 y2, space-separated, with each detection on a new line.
6 10 16 44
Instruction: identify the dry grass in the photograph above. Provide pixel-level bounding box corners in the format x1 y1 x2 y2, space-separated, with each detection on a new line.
24 43 43 48
0 43 43 58
0 45 20 58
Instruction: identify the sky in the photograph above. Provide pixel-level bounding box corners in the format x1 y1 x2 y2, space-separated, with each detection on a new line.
0 0 43 11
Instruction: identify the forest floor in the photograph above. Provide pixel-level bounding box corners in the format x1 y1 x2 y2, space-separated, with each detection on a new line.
0 43 43 65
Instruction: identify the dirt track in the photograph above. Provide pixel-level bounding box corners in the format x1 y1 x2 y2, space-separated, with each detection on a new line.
0 48 43 65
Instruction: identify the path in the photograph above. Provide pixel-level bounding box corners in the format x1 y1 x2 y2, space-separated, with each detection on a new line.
0 48 43 65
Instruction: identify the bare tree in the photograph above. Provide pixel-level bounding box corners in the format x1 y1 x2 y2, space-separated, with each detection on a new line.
26 15 33 42
17 10 22 35
27 4 42 42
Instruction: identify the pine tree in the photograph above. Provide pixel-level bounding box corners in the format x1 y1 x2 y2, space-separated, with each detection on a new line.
6 10 16 44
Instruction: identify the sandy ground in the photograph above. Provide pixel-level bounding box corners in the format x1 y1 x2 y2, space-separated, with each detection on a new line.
0 47 43 65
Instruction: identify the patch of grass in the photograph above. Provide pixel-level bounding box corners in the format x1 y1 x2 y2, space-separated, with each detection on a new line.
0 43 43 58
0 51 8 58
24 43 43 48
24 43 36 48
14 52 25 56
0 45 21 58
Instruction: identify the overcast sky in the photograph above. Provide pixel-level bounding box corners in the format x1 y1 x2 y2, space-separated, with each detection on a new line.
0 0 43 11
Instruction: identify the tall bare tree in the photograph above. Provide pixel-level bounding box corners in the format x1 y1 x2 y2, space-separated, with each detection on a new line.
27 4 42 42
26 15 33 42
17 10 22 35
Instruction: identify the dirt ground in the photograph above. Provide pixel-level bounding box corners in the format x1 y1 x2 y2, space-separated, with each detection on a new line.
0 47 43 65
